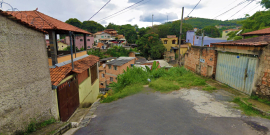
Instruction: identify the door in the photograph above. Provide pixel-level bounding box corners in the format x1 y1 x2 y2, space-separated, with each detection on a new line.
57 76 79 121
216 52 257 95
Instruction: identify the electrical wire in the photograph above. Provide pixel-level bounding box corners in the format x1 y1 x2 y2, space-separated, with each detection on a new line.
227 0 254 19
88 0 111 21
213 0 240 17
237 3 260 18
214 0 247 19
97 0 151 23
96 0 145 22
187 0 202 17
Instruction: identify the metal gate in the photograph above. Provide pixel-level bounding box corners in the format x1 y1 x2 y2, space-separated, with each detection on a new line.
57 76 79 121
216 52 258 95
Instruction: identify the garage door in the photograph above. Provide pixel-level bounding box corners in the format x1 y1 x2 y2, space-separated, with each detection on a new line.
216 52 258 95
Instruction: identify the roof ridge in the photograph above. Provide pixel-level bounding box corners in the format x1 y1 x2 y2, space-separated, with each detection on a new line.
34 10 56 29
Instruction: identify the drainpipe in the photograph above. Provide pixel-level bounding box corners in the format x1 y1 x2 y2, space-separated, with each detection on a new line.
69 31 74 70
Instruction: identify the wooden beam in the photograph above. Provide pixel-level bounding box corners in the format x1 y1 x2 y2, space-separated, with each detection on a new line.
49 31 58 65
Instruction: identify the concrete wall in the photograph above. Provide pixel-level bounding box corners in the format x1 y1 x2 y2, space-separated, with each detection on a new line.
94 33 112 43
57 42 69 50
0 15 58 134
99 67 106 89
184 46 217 77
78 68 99 107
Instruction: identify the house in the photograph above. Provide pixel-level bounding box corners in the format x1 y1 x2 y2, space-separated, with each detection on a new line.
7 10 100 122
185 32 270 97
0 10 58 134
160 35 178 52
65 35 94 50
222 29 239 39
99 57 117 91
186 31 229 46
242 27 270 38
94 29 126 45
103 57 136 87
57 41 70 50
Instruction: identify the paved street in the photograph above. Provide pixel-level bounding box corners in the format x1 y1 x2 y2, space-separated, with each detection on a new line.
75 88 270 135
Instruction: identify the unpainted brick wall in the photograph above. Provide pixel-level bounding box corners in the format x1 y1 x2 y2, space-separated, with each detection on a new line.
254 45 270 99
184 47 217 77
0 15 58 134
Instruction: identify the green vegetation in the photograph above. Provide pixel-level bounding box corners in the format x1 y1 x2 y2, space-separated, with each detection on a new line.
250 95 270 106
196 26 221 38
87 46 138 59
16 118 56 135
137 33 166 59
203 85 217 92
65 18 82 28
233 98 270 119
101 65 211 103
106 23 138 43
261 0 270 9
65 18 104 33
185 17 243 29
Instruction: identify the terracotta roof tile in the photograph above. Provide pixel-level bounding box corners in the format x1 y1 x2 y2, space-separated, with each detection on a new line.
97 43 104 48
50 67 72 86
6 10 91 34
211 35 270 46
0 10 47 33
63 55 99 73
242 27 270 36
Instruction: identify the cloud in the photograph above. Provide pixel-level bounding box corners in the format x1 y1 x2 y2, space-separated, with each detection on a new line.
140 12 178 22
127 18 135 22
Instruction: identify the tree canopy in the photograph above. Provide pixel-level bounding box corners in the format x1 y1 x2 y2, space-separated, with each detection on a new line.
196 26 221 38
106 23 138 43
65 18 82 28
261 0 270 9
137 33 166 60
82 21 105 33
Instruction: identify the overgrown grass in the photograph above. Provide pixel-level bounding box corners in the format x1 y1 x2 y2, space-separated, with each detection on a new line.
233 97 270 119
203 85 217 92
250 95 270 106
101 84 143 103
17 118 56 135
149 67 207 91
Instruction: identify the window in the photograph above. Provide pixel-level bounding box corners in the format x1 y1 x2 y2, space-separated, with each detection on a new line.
101 36 104 38
102 74 105 78
108 36 110 38
91 64 98 84
62 45 64 47
115 77 117 80
110 77 113 82
114 66 117 70
225 31 228 33
101 83 104 86
164 40 167 44
87 39 90 41
80 39 83 41
88 46 90 48
172 40 176 44
108 65 111 69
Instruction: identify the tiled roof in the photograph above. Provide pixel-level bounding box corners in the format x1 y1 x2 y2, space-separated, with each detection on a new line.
106 57 135 66
211 35 270 46
50 67 72 86
6 10 91 34
242 27 270 36
0 10 47 33
97 43 104 48
62 55 99 73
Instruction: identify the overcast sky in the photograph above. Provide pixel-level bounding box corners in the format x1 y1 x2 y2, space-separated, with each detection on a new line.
2 0 265 28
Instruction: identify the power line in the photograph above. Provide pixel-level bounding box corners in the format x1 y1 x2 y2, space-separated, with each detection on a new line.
88 0 111 21
97 0 145 22
213 0 240 17
97 0 151 23
187 0 201 17
237 3 260 18
214 0 247 19
228 0 254 19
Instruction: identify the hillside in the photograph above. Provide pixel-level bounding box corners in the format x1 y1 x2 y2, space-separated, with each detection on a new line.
185 17 245 29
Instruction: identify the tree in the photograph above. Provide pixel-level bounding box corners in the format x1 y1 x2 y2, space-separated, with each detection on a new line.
137 33 166 60
65 18 82 28
196 26 221 38
82 21 104 33
261 0 270 9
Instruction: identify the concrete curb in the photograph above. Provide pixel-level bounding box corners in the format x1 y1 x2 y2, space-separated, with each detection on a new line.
240 98 270 116
52 98 101 135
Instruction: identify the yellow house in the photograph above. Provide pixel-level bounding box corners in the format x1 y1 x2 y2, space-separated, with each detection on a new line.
58 42 70 50
160 35 178 51
222 29 239 39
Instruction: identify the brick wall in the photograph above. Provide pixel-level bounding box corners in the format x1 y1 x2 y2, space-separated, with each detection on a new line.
184 46 217 77
254 45 270 99
0 15 58 134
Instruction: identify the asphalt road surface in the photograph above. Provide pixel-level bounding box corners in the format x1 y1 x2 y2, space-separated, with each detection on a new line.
74 88 270 135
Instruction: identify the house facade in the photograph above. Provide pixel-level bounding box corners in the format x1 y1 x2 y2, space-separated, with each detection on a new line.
222 29 239 39
65 35 94 50
160 35 178 51
0 11 58 134
58 41 70 50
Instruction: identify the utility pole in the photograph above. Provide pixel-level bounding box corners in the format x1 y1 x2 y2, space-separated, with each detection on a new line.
179 7 184 66
167 15 168 23
201 30 204 46
152 14 154 29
